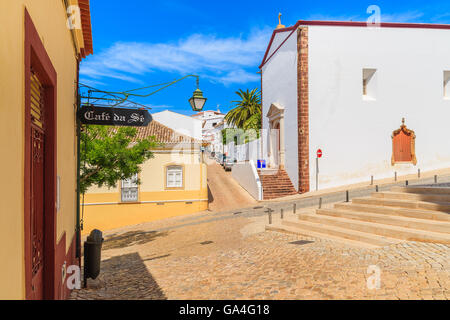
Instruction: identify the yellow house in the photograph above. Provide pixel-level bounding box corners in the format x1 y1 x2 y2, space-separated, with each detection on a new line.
0 0 93 299
82 120 208 233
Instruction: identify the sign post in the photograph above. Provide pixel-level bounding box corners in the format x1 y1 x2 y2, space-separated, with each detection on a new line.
316 149 322 191
77 105 152 127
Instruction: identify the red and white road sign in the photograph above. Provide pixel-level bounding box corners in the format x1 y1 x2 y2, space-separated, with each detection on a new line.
317 149 323 158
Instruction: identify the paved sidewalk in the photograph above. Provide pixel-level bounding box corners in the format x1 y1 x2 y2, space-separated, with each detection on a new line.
70 213 450 300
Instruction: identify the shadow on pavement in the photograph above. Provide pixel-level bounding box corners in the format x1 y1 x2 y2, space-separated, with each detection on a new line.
73 252 167 300
103 230 170 250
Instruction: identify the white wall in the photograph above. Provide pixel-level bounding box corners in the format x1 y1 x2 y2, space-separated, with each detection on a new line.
262 30 299 190
232 161 263 200
266 31 291 60
152 110 202 140
227 138 261 163
308 25 450 190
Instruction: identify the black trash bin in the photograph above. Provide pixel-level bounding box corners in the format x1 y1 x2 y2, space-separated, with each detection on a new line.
83 229 104 287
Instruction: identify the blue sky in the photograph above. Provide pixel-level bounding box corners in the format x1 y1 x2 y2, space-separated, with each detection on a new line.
80 0 450 116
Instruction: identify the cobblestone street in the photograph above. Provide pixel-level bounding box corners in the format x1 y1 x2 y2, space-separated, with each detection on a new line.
70 212 450 300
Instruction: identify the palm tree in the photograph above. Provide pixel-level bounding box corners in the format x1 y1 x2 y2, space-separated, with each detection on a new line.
225 89 261 130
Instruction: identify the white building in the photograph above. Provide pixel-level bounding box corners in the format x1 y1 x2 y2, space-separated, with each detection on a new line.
191 110 225 139
152 110 203 141
261 20 450 195
209 120 236 156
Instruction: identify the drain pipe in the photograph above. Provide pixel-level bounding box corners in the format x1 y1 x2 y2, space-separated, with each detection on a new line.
76 58 82 266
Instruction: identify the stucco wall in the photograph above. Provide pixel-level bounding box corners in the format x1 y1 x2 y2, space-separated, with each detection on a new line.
262 30 299 190
232 161 263 200
0 0 80 299
308 25 450 190
83 150 208 233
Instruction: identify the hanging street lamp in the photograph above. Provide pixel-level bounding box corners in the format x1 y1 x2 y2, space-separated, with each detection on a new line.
189 77 207 112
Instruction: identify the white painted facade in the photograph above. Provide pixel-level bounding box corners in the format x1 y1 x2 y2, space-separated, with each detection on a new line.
261 29 299 190
191 110 225 138
152 110 203 141
232 161 263 200
262 23 450 192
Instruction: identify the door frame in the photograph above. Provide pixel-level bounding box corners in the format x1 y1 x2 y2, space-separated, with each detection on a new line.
24 9 57 300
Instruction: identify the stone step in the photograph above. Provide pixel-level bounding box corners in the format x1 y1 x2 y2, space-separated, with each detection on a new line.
265 223 381 249
298 214 450 244
316 208 450 234
335 202 450 222
260 169 297 200
372 191 450 203
391 186 450 195
352 197 450 213
281 218 401 247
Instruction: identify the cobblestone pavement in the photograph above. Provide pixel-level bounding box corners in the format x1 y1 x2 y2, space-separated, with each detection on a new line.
70 213 450 300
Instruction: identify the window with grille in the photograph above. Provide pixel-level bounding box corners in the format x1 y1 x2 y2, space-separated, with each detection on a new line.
166 166 183 188
121 174 138 202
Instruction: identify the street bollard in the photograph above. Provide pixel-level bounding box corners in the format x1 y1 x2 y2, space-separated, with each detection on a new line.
346 190 349 203
280 209 284 220
376 185 379 192
293 203 297 214
266 208 273 225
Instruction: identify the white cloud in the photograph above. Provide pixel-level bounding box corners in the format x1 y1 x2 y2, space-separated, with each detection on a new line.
380 11 424 23
80 28 272 85
307 10 424 24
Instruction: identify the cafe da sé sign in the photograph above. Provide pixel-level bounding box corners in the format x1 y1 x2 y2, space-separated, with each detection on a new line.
78 105 152 127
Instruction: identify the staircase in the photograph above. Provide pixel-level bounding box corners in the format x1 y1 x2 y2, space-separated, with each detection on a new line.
259 169 297 200
266 186 450 248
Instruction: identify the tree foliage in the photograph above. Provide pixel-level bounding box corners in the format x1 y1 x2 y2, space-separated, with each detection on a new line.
225 88 261 131
80 125 160 193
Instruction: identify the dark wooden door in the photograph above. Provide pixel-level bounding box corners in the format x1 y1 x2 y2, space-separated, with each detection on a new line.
30 71 45 299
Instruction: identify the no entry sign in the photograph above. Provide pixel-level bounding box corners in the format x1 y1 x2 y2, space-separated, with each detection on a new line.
78 105 152 127
317 149 323 158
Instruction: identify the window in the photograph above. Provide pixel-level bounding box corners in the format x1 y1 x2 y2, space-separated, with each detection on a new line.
166 166 183 188
363 69 377 100
121 174 138 202
444 71 450 99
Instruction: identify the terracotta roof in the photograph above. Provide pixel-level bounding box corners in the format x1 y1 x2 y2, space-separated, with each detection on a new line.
78 0 93 58
135 120 201 144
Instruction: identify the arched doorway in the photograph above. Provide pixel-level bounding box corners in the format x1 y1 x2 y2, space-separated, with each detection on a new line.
266 103 285 169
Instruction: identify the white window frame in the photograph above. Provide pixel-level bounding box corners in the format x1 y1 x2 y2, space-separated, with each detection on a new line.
166 166 183 188
121 173 139 202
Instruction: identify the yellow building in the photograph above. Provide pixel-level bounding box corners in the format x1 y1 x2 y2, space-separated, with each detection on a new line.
0 0 93 299
82 120 208 233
